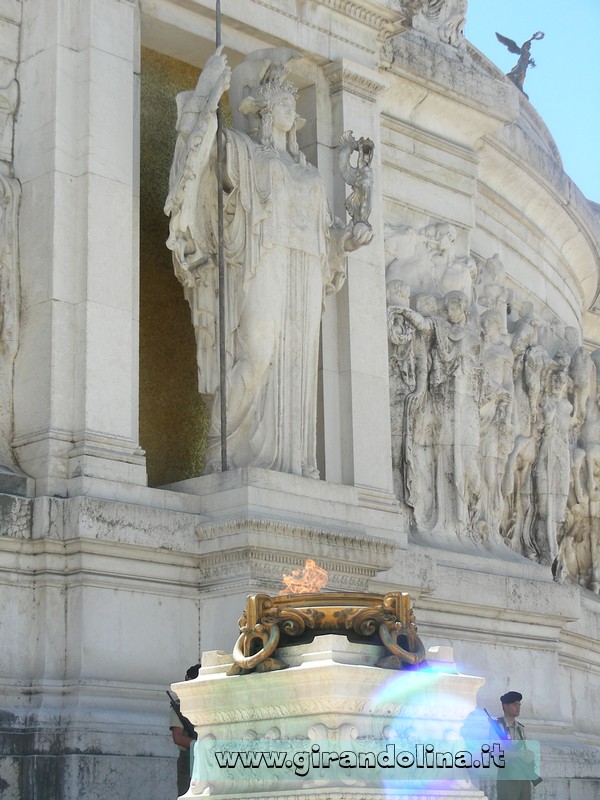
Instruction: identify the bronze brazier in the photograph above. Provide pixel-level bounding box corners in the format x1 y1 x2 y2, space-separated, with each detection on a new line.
229 591 426 675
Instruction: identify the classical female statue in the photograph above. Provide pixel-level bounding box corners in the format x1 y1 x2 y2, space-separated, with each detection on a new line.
164 48 372 476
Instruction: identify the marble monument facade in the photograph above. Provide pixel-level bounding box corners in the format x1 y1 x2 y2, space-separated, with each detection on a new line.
0 1 599 799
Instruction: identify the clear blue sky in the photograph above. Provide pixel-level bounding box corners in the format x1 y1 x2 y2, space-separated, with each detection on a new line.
465 1 600 202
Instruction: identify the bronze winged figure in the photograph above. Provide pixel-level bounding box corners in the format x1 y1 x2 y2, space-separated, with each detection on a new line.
495 31 545 92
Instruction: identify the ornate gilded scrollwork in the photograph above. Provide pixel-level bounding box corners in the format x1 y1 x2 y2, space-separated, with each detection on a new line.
228 591 426 675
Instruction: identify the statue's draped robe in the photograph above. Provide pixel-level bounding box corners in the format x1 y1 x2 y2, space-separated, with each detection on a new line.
174 128 343 475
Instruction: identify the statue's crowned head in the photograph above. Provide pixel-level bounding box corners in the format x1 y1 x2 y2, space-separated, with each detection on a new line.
239 74 305 154
252 75 298 109
230 48 305 158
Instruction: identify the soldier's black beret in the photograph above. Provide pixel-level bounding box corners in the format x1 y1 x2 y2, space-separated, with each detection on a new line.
500 691 523 704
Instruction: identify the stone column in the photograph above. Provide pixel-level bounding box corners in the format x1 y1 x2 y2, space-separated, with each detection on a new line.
0 0 21 481
13 0 146 495
322 60 394 503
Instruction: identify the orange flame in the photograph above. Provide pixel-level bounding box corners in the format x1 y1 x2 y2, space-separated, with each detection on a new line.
279 559 329 595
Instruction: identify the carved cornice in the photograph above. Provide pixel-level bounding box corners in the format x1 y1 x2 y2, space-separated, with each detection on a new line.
196 516 396 589
320 0 393 31
252 0 374 55
197 516 396 558
324 61 389 102
250 0 414 35
196 517 397 591
197 548 380 592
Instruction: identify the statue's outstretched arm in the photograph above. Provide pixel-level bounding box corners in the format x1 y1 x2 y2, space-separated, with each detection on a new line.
164 47 231 281
185 47 230 136
398 306 432 334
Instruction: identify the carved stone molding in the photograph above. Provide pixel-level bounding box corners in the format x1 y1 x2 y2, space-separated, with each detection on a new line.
324 61 389 102
196 516 398 591
198 550 377 592
197 516 394 555
320 0 395 32
249 0 374 54
251 0 412 46
198 550 386 592
204 697 404 725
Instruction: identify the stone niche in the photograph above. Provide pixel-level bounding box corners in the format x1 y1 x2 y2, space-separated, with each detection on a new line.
139 47 209 487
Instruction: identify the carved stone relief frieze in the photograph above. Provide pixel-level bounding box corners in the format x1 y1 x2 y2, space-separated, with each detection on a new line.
385 217 600 592
554 347 600 593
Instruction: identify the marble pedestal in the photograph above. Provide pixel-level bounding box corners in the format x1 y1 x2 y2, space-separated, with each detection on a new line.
174 637 487 800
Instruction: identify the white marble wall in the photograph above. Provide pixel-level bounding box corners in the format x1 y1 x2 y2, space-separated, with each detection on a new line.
0 2 599 800
12 0 146 495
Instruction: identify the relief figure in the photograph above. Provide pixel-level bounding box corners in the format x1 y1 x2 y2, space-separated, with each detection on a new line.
393 290 481 535
478 310 514 539
531 358 573 564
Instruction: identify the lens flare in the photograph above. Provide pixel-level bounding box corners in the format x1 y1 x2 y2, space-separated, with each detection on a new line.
372 663 486 795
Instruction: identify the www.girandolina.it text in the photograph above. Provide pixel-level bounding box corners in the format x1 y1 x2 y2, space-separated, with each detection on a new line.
207 741 508 778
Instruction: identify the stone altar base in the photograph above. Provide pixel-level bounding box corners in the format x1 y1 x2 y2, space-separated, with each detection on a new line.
174 637 487 800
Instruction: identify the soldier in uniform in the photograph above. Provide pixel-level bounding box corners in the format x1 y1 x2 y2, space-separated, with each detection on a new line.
493 691 540 800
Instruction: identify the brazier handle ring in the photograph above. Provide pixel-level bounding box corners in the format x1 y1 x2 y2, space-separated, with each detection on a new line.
232 624 280 669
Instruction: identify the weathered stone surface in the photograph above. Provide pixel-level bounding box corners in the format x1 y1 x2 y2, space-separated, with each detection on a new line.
1 2 599 800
